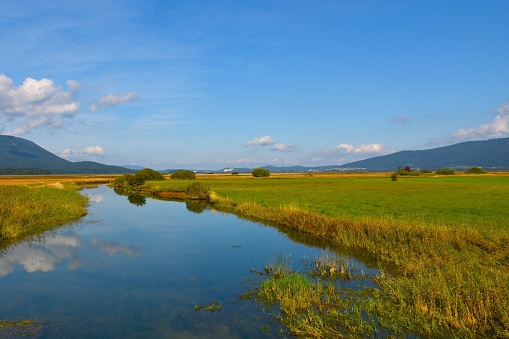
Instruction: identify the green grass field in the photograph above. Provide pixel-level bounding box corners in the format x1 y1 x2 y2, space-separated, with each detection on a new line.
147 175 509 234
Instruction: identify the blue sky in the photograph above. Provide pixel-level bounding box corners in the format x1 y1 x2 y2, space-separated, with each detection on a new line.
1 0 508 170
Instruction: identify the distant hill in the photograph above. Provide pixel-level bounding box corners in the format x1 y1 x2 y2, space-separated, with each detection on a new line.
3 135 508 175
215 138 509 173
339 138 509 171
0 135 134 174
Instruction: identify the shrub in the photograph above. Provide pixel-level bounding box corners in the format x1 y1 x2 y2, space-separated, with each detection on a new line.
465 167 486 174
128 173 145 188
252 168 270 177
170 170 196 180
391 172 398 181
420 169 432 173
185 182 208 199
231 171 239 175
435 168 455 175
396 166 413 176
113 168 164 189
113 174 133 187
136 168 165 181
397 169 410 176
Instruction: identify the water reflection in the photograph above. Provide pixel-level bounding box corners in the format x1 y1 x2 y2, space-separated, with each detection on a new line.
185 200 207 214
0 234 141 278
127 194 146 206
113 187 146 206
0 234 81 276
87 193 104 203
91 237 141 256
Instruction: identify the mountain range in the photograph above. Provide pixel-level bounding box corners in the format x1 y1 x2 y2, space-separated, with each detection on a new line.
0 135 134 174
1 135 508 174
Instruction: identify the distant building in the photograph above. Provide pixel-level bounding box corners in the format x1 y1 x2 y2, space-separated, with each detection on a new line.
223 168 235 173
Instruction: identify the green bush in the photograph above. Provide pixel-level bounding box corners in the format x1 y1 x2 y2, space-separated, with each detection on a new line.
113 168 164 189
136 168 165 181
435 168 455 175
465 167 486 174
420 169 432 173
128 174 145 188
113 174 132 187
170 170 196 180
391 172 398 181
252 168 270 177
185 182 208 199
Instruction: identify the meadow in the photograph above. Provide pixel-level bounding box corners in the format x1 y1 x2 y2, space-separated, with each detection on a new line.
145 172 509 337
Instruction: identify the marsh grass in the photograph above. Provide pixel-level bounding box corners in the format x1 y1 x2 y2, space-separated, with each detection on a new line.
251 256 379 338
303 254 367 281
229 200 509 336
0 185 88 244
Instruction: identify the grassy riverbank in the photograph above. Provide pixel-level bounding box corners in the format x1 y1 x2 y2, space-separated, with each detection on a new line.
0 175 113 247
145 173 509 337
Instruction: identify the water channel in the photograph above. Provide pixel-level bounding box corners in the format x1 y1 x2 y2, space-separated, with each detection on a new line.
0 185 378 338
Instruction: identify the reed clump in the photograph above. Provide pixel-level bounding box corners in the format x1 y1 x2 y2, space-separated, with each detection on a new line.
0 185 88 243
250 253 378 337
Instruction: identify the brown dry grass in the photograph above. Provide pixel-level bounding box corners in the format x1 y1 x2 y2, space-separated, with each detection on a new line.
0 175 119 187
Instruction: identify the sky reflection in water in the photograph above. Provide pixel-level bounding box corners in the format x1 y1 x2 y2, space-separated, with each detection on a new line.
0 185 378 338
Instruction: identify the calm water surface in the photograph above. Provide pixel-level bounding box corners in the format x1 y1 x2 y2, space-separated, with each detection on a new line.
0 186 377 338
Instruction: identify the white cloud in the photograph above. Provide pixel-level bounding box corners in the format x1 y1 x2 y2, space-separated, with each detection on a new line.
89 92 140 112
59 146 105 160
271 143 296 152
245 135 275 146
336 143 387 154
245 136 296 152
452 103 509 140
312 142 392 165
0 74 80 135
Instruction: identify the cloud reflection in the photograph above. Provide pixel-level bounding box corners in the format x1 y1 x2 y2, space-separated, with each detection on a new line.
87 194 104 203
91 237 141 256
0 234 81 277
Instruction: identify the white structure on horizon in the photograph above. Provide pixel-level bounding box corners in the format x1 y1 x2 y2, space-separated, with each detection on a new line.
223 168 235 173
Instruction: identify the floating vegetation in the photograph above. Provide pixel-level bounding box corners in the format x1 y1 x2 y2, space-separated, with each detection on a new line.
194 301 222 312
0 318 45 337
